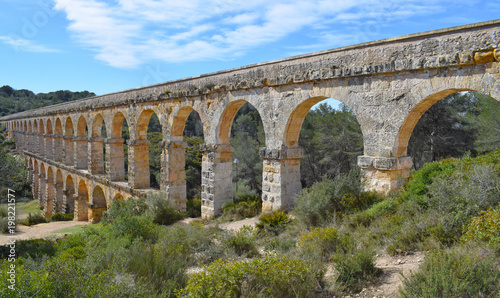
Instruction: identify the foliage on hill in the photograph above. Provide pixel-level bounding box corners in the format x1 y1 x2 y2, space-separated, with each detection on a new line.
0 127 31 203
0 85 95 116
408 91 500 168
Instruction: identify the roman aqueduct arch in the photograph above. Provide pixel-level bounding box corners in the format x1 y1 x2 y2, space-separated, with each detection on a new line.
2 20 500 221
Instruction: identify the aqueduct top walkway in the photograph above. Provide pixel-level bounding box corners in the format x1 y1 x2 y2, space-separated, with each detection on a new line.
2 20 500 221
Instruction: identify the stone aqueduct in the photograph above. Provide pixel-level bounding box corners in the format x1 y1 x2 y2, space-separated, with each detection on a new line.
1 20 500 221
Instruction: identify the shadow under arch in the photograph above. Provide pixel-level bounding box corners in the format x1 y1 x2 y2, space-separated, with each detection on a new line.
55 169 64 213
75 116 88 169
89 113 106 175
65 117 75 166
66 175 75 214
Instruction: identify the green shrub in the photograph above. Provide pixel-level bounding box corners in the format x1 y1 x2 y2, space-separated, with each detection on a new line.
51 212 74 221
186 198 201 218
333 248 382 293
350 197 400 227
256 210 291 235
146 194 185 226
400 245 500 297
263 235 296 254
0 217 10 233
102 197 149 224
0 205 7 217
108 213 158 241
0 239 56 259
386 228 421 255
292 171 369 227
462 206 500 247
298 227 339 260
126 240 189 296
178 255 320 297
25 212 48 226
0 258 148 297
220 195 261 222
224 225 258 257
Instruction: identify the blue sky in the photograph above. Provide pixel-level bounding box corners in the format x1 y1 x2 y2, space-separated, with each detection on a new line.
1 0 499 96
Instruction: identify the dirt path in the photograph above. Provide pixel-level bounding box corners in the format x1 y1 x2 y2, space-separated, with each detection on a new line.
349 252 424 297
0 221 89 246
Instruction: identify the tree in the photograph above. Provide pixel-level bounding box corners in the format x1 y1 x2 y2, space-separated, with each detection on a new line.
299 103 363 187
408 92 478 169
230 104 265 195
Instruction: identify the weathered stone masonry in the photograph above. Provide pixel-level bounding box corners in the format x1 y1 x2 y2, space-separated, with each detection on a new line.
2 20 500 220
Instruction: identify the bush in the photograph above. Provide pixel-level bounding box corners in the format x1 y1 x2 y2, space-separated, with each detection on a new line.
333 248 382 293
177 255 320 297
256 210 291 236
102 197 149 224
108 212 158 241
297 227 339 260
0 205 7 217
400 245 500 297
0 239 56 259
292 171 369 227
462 205 500 247
146 193 185 226
220 200 260 222
186 198 201 218
51 212 74 221
224 225 259 257
25 212 48 226
0 258 148 297
349 197 400 228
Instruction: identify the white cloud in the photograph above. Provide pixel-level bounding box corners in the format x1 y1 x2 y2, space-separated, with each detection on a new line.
0 36 60 52
52 0 459 68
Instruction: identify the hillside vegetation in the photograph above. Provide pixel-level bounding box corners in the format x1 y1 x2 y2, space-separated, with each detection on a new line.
0 85 95 116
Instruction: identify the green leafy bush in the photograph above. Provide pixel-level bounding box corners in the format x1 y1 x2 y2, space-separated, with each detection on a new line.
178 255 320 297
224 225 258 257
220 200 260 221
186 198 201 218
256 210 291 235
333 248 382 293
25 212 48 226
298 227 340 260
0 258 147 297
0 239 56 259
146 193 185 226
400 245 500 297
293 171 374 227
349 197 400 227
51 212 74 221
462 205 500 247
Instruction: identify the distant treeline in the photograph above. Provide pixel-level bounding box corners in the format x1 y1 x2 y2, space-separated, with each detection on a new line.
0 85 95 116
